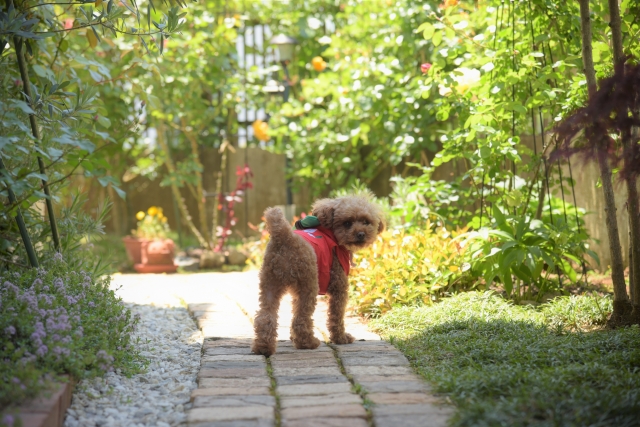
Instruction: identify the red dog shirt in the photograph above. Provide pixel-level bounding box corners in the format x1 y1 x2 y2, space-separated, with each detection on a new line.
293 227 351 295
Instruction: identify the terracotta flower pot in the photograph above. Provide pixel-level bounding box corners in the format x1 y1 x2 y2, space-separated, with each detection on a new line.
122 236 145 265
122 236 177 273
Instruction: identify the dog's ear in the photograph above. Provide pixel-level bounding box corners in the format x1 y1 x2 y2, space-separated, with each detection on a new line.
311 198 336 228
377 216 386 234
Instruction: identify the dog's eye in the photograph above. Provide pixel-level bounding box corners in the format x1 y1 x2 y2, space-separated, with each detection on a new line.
363 220 370 225
344 221 352 228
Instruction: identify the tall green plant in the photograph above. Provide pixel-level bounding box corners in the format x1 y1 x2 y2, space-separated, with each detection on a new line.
1 0 186 265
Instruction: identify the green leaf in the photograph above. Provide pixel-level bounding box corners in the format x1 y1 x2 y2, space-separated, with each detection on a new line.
422 23 435 40
432 31 443 47
96 115 111 128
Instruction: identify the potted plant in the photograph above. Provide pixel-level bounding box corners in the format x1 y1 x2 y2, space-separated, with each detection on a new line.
122 206 177 273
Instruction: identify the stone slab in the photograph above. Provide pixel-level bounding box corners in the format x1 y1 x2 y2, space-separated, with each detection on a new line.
281 404 366 420
341 357 410 367
280 393 361 409
350 374 422 383
191 420 274 427
188 406 274 423
337 345 397 353
282 418 368 427
191 387 271 399
276 375 349 386
359 380 429 393
204 348 258 356
271 359 338 369
193 395 276 408
203 355 266 362
340 340 391 347
200 361 266 369
272 366 342 377
337 351 401 359
199 377 271 388
372 403 454 417
375 413 450 427
368 392 440 405
272 347 333 355
204 339 253 348
278 383 353 397
345 365 414 376
270 352 335 362
198 368 267 379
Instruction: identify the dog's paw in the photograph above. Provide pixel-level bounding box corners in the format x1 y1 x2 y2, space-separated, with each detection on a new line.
293 335 321 350
331 332 356 345
251 342 275 357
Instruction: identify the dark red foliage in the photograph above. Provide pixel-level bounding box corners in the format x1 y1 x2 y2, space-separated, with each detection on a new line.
214 164 253 252
551 60 640 182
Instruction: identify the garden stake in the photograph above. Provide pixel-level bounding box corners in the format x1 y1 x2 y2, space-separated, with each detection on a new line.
0 157 39 268
13 36 61 253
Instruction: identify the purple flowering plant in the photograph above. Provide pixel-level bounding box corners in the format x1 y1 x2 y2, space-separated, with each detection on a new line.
0 255 143 411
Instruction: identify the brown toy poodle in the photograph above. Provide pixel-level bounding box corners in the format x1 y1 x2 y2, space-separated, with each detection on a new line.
252 194 385 356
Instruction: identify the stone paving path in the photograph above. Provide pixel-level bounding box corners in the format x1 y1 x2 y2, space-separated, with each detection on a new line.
181 271 452 427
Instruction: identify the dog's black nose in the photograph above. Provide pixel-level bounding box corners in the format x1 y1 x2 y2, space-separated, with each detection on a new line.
357 232 365 241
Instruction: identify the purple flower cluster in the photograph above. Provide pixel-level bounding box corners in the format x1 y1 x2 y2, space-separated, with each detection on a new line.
1 260 135 409
2 414 14 427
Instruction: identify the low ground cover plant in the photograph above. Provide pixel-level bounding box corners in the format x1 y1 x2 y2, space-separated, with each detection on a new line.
350 224 473 316
372 292 640 426
0 255 144 419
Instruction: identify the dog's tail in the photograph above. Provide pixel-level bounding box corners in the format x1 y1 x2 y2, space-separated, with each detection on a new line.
264 207 295 243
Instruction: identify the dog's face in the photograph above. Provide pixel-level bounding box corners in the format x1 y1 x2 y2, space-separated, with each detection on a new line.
311 194 385 252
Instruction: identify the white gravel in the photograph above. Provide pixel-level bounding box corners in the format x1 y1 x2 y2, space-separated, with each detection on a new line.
64 303 203 427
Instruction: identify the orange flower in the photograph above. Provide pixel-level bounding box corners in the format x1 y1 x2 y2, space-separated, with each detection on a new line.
311 56 327 72
252 120 270 142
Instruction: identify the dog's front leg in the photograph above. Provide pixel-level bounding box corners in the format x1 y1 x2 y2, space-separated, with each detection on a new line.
326 254 355 345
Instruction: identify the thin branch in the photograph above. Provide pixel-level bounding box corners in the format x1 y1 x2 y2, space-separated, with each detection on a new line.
34 21 162 37
24 1 85 10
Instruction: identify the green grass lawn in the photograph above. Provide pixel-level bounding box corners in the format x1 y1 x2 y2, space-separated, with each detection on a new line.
371 292 640 427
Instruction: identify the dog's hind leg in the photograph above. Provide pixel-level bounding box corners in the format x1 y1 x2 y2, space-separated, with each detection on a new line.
290 273 321 350
326 255 356 345
252 276 286 357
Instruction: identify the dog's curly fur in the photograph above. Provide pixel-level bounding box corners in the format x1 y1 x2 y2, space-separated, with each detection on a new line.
251 194 385 356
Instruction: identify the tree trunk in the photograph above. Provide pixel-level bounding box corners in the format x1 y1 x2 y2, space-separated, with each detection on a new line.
632 126 640 318
607 0 624 65
578 0 631 327
181 118 211 245
211 142 229 244
608 0 640 324
156 123 210 249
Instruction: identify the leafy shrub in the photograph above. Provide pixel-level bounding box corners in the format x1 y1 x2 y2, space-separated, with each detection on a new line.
389 164 471 229
350 224 473 317
461 206 598 301
0 255 143 412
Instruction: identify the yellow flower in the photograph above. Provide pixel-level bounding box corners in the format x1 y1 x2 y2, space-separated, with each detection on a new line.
161 217 168 223
147 206 158 216
136 211 145 221
157 211 164 219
